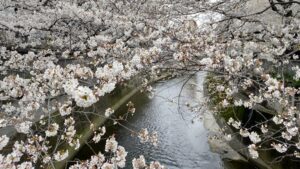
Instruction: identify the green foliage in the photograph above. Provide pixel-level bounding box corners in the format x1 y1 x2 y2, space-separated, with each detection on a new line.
205 74 245 121
271 67 300 88
283 71 300 88
219 106 245 122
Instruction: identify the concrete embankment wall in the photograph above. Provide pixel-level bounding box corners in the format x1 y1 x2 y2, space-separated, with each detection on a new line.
54 73 170 169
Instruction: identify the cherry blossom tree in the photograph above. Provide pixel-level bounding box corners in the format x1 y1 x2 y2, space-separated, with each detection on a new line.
195 0 300 165
0 0 299 168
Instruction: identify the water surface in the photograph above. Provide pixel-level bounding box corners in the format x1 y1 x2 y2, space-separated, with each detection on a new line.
114 73 223 169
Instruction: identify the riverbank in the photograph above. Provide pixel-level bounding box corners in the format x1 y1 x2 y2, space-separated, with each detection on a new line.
203 73 283 169
53 73 172 168
73 73 223 169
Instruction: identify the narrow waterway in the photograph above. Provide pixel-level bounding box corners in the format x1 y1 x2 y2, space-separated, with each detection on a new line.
113 72 223 169
75 73 255 168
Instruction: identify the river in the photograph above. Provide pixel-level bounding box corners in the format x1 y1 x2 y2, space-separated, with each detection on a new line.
113 73 223 169
75 73 254 169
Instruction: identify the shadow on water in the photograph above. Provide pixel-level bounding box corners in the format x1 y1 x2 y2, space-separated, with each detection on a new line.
74 73 256 169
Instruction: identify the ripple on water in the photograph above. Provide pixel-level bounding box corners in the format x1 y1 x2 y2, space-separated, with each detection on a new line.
115 74 223 169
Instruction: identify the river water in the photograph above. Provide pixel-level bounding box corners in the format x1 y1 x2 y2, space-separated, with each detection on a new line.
75 73 254 168
113 73 223 169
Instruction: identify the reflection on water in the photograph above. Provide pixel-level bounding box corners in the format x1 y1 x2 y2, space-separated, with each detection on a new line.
114 72 222 169
75 73 254 169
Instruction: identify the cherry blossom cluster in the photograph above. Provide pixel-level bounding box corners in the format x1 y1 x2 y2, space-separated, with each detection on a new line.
194 0 300 162
0 0 299 168
0 0 203 168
